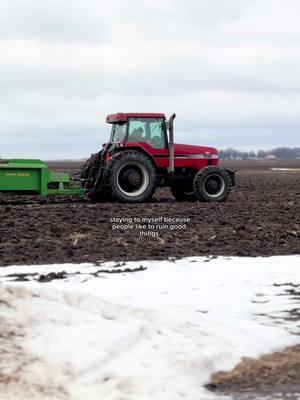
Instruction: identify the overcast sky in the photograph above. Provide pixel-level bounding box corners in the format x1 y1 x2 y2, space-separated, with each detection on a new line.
1 0 300 159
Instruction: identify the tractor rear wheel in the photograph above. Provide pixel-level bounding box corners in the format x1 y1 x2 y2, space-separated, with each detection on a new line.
193 166 230 202
170 184 196 201
102 150 157 203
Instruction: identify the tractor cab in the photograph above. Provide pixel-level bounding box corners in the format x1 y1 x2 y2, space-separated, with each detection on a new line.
107 113 167 149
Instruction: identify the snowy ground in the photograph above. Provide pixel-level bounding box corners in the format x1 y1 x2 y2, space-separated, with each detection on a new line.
270 168 300 171
0 256 300 400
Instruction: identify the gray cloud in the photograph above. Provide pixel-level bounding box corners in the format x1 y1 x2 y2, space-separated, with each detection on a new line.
0 0 300 159
0 0 109 43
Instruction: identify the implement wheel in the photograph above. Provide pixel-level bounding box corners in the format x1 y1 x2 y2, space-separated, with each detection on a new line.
80 150 103 189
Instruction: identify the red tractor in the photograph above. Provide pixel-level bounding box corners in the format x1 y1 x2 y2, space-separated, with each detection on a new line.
80 113 235 203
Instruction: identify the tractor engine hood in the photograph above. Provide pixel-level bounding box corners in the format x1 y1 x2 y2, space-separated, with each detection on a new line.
174 143 218 159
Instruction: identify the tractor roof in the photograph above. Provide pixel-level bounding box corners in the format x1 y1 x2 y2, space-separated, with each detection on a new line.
106 113 166 123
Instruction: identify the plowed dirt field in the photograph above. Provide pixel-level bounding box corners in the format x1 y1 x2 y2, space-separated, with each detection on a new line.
0 160 299 266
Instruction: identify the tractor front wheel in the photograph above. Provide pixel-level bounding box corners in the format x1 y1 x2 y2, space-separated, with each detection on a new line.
193 167 230 202
102 151 157 203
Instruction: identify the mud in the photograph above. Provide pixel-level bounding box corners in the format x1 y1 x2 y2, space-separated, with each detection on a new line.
205 281 300 398
0 162 300 266
207 345 300 395
3 264 148 283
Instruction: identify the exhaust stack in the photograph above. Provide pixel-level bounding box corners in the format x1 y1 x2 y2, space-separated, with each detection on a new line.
168 113 176 175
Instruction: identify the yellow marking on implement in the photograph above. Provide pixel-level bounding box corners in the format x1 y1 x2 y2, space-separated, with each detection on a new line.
5 173 31 177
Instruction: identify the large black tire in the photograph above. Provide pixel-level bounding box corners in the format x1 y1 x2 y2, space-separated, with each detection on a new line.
170 183 196 201
193 166 230 202
101 150 157 203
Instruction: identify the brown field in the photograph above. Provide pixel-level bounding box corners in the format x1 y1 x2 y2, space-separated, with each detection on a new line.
220 158 300 170
45 157 300 172
0 159 299 266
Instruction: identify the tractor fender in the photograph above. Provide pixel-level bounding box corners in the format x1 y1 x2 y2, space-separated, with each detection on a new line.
111 146 158 169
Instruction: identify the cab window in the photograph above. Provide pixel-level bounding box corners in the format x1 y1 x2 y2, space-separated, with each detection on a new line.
127 118 166 149
111 123 127 142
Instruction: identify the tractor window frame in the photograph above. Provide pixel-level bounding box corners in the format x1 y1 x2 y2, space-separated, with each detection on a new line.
127 117 168 149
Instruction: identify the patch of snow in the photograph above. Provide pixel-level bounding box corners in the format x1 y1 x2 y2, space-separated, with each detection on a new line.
270 168 300 171
0 256 300 400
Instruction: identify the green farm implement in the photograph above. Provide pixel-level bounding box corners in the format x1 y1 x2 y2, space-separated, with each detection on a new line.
0 159 84 196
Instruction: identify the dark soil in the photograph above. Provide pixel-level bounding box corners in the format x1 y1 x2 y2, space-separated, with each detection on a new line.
0 161 300 266
206 345 300 395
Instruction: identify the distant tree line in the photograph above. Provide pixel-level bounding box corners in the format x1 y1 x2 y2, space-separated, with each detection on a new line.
1 147 300 160
218 147 300 159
